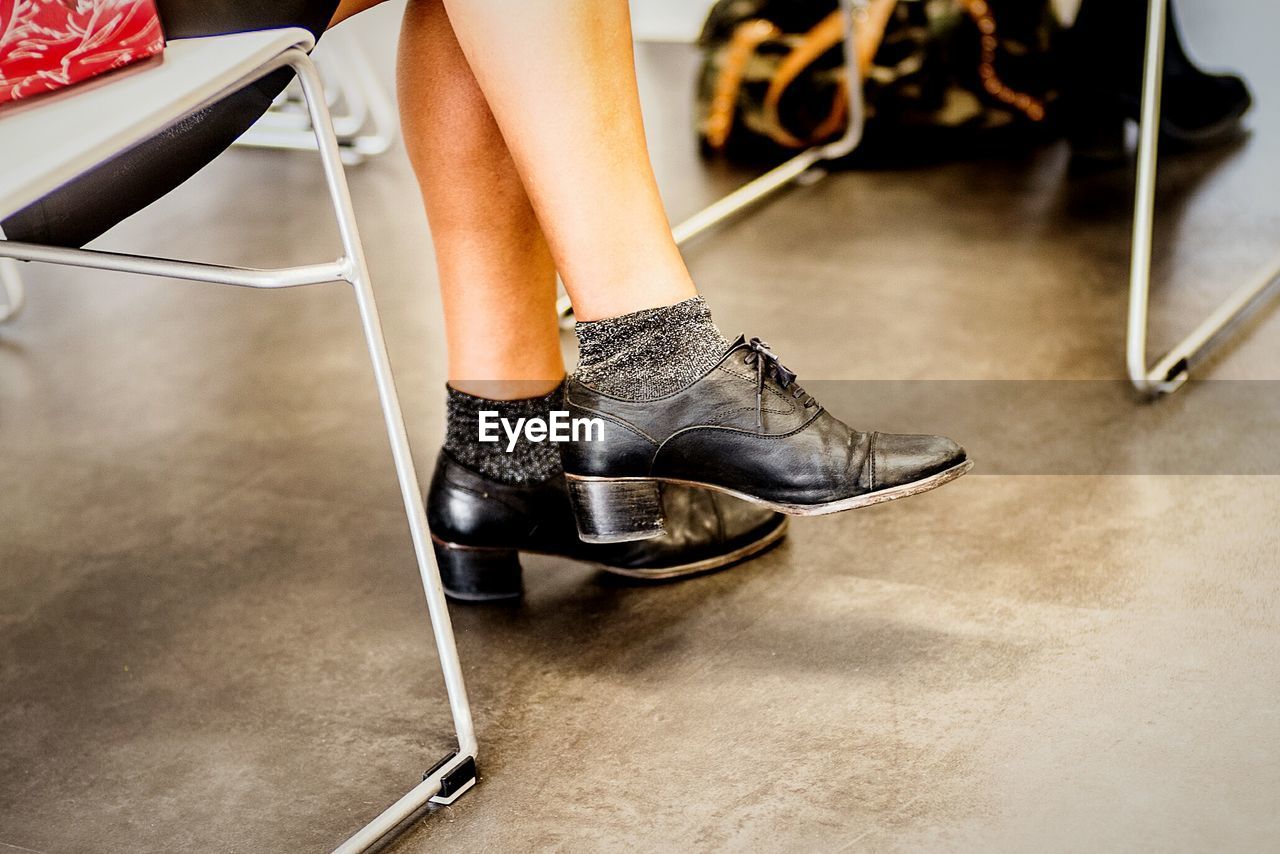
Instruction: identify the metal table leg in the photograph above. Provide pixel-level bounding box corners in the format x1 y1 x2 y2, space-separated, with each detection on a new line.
1127 0 1280 396
289 49 479 852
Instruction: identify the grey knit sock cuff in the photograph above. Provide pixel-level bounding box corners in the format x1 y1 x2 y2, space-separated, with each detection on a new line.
573 296 728 400
444 384 563 485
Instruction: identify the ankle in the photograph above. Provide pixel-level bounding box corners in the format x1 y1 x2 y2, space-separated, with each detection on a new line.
443 384 564 484
572 296 727 400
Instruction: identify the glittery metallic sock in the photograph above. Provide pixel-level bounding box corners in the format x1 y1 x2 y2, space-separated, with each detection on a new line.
573 296 728 400
443 385 563 485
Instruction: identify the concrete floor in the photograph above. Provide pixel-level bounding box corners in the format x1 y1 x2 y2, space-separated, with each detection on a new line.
3 2 1279 851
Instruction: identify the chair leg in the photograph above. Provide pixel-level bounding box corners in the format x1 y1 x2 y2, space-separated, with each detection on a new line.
0 226 26 324
1126 0 1280 396
0 258 23 324
329 29 399 160
237 29 398 165
284 50 479 853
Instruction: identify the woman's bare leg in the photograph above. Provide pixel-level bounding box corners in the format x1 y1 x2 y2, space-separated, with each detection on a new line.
435 0 697 322
332 0 564 398
398 0 567 397
332 0 695 358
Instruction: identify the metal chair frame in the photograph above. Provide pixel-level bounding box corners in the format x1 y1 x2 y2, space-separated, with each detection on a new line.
1126 0 1280 395
0 254 23 322
234 26 399 166
0 37 475 854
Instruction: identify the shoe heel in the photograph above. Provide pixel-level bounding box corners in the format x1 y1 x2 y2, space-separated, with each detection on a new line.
432 540 523 602
565 477 666 544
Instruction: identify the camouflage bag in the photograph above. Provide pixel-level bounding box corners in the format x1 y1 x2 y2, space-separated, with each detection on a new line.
696 0 1064 163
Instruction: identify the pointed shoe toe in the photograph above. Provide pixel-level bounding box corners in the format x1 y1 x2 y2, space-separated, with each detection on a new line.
868 432 969 492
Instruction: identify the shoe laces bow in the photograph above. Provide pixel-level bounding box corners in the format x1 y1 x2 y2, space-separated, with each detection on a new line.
742 337 816 429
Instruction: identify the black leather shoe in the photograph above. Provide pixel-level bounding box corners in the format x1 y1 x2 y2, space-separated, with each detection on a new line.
561 336 970 543
427 452 787 602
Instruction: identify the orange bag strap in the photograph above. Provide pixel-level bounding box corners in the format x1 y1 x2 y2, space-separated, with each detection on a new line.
761 0 898 149
704 18 783 151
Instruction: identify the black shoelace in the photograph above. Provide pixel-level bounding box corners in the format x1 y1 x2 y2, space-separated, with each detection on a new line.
742 337 817 429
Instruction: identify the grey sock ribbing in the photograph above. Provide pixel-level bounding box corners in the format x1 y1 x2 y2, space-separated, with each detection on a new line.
444 385 563 485
573 297 728 400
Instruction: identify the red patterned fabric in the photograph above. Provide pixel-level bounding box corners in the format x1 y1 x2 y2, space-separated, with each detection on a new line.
0 0 165 106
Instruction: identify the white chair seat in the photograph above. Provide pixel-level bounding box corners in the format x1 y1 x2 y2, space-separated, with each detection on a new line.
0 28 314 219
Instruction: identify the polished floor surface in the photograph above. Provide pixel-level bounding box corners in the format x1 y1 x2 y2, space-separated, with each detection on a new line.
2 3 1278 851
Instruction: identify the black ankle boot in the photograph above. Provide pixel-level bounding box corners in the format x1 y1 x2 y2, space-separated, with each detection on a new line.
1064 0 1251 166
560 336 970 544
426 451 786 601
